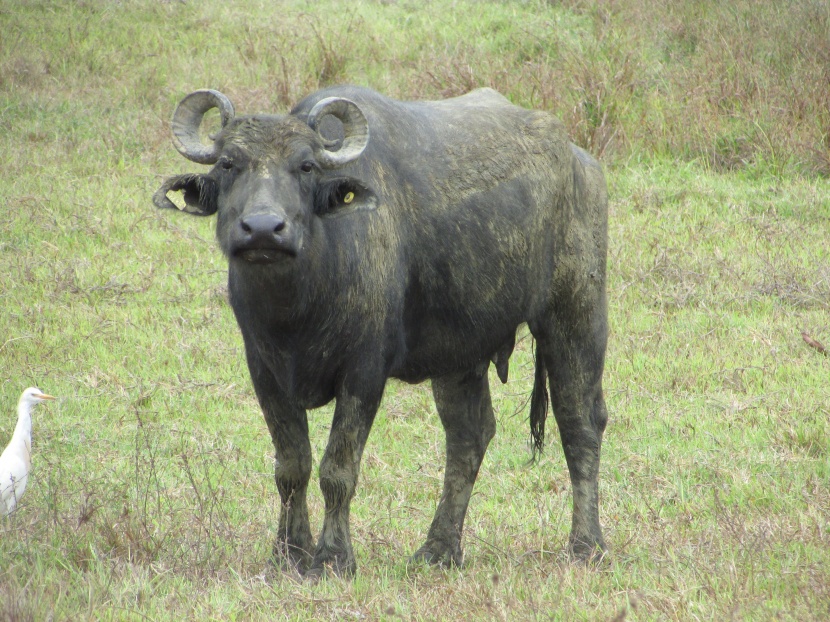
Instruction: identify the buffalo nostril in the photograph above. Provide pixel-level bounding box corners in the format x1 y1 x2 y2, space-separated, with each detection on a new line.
241 214 286 237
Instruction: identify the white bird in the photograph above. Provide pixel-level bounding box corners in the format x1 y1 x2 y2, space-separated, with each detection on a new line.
0 387 55 515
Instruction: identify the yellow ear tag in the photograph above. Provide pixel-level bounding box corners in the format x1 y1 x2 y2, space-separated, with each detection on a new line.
343 191 355 204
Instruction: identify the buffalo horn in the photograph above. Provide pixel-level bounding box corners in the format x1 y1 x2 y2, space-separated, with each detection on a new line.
171 90 235 165
307 97 369 169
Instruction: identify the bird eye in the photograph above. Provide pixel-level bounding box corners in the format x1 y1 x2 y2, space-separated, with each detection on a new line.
300 161 315 173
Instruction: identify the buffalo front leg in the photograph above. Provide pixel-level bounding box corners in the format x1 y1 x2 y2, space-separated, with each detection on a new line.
270 408 314 571
411 367 496 567
536 299 609 562
308 385 383 578
246 348 314 572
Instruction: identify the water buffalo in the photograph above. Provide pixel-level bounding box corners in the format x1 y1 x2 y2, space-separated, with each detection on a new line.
154 85 609 577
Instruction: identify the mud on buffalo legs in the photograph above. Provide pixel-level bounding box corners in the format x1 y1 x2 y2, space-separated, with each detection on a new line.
533 303 609 561
409 366 497 567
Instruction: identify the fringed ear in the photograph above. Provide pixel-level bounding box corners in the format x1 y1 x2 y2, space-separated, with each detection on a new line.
153 174 219 216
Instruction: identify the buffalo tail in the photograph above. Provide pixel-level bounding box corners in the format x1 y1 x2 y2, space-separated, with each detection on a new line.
529 340 548 461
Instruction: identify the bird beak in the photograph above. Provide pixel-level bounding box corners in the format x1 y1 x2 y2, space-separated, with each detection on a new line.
36 393 56 401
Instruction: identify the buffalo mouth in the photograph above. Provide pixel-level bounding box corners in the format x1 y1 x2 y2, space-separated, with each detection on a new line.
232 242 298 264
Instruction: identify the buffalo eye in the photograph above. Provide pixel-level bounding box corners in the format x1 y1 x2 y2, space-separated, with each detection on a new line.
299 160 315 173
219 158 234 171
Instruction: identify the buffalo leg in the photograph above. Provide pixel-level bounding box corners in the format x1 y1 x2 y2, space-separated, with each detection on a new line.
308 385 383 578
246 348 314 571
535 300 609 561
411 366 496 567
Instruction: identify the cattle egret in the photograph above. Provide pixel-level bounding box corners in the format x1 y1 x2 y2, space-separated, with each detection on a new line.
0 387 55 515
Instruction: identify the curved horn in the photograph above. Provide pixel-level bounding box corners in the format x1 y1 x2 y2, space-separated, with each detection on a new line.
171 90 235 164
307 97 369 169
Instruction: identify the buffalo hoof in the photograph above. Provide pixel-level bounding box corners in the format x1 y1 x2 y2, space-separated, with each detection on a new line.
408 543 463 569
271 541 313 575
304 555 356 581
568 534 608 565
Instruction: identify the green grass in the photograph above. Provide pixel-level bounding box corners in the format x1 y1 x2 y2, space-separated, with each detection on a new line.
1 0 829 619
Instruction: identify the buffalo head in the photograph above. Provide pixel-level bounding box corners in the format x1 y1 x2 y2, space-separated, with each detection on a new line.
154 90 377 265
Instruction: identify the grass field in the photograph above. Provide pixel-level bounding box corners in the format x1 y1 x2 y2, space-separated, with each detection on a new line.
1 0 829 619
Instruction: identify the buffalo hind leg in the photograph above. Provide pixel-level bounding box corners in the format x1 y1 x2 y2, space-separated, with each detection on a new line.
534 305 608 561
411 366 496 567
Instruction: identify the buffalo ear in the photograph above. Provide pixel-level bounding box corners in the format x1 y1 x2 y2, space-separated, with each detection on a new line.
314 177 378 218
153 174 219 216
